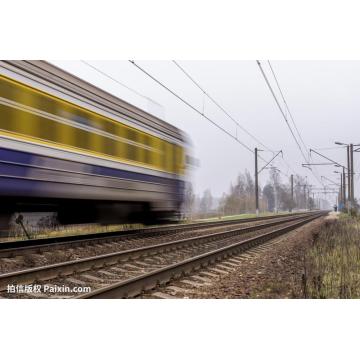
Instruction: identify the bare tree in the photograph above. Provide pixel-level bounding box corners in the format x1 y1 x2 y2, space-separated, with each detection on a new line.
199 189 213 216
263 183 275 211
183 182 195 220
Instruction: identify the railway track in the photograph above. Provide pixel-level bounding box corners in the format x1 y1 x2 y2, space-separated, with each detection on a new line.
0 212 312 274
0 211 326 299
0 211 309 256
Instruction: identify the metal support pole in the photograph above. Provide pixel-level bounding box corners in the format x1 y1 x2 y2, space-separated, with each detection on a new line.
350 143 354 208
342 167 346 209
255 147 259 216
290 174 294 212
340 174 343 206
347 145 351 210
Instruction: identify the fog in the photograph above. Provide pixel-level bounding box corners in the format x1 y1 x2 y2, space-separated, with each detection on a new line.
52 60 360 204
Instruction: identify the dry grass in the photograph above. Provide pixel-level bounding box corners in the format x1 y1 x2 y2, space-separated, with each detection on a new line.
303 215 360 298
2 215 144 243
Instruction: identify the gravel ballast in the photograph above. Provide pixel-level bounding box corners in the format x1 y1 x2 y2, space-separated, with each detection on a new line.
167 216 333 299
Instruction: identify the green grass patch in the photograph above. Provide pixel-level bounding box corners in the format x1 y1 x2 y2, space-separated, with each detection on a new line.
196 211 289 223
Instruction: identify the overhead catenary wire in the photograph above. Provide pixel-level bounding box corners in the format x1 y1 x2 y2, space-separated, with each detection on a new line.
84 60 295 182
256 60 323 186
81 60 163 108
172 60 273 152
312 145 347 151
267 61 325 186
171 61 295 181
267 61 309 157
256 60 308 162
129 60 266 158
267 60 327 184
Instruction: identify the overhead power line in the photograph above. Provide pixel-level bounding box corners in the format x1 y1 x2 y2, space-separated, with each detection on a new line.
172 60 273 152
129 60 264 157
256 60 323 186
81 60 162 108
312 145 347 151
256 60 308 162
267 61 309 157
172 61 297 181
267 62 326 187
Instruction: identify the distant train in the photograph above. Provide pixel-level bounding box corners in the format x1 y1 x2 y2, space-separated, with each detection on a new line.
0 61 187 228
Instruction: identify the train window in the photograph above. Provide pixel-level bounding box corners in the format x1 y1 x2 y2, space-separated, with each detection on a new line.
126 128 139 162
143 135 152 165
166 143 173 173
0 104 17 132
103 136 118 157
161 141 167 170
115 123 125 139
87 112 104 130
115 139 124 159
103 120 117 135
127 143 138 161
73 127 90 151
38 118 60 143
88 131 103 153
153 137 162 170
127 128 138 142
0 76 16 103
32 90 56 115
59 108 92 128
172 144 177 173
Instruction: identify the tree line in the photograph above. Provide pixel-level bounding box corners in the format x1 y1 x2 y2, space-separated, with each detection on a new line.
183 169 317 219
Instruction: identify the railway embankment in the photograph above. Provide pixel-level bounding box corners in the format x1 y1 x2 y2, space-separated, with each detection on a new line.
181 213 341 299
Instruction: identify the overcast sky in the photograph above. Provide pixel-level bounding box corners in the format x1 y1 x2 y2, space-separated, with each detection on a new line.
51 61 360 203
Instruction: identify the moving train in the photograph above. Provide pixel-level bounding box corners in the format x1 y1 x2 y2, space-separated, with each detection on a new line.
0 61 187 228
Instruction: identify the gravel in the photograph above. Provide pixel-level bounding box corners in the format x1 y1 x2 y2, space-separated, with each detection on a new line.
0 217 301 274
168 217 329 299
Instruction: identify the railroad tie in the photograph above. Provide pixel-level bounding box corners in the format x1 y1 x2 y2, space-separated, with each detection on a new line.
97 270 117 277
120 264 142 271
190 275 213 283
152 292 176 299
211 268 229 275
198 271 218 278
67 278 87 286
224 259 242 266
80 274 105 282
181 279 211 288
166 286 192 293
216 264 234 271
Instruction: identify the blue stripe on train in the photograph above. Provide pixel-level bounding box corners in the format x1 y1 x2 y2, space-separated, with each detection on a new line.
0 147 185 202
0 147 174 185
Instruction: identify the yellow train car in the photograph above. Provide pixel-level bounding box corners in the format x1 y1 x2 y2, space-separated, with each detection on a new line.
0 61 187 226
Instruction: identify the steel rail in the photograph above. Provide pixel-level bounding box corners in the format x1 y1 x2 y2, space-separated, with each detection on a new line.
0 212 324 291
77 212 325 299
0 211 310 257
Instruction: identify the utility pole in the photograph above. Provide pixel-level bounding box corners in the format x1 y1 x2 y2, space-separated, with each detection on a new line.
255 147 259 217
347 145 351 210
290 174 294 213
342 167 346 209
350 143 354 208
340 174 343 207
312 192 315 210
335 141 360 211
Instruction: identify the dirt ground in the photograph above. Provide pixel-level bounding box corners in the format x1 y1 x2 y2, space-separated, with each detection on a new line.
190 214 337 299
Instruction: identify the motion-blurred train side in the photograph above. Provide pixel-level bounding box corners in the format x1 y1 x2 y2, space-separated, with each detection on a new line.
0 61 187 228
